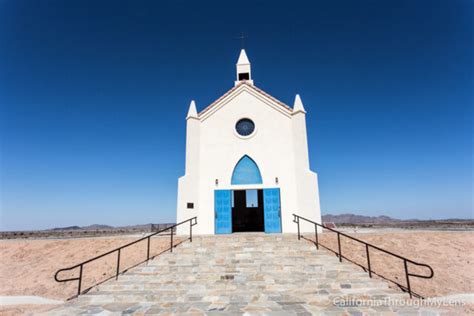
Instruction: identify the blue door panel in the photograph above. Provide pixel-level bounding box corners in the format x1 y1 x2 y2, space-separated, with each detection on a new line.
215 190 232 234
264 188 282 233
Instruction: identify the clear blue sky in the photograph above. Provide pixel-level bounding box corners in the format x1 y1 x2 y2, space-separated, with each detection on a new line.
1 0 472 231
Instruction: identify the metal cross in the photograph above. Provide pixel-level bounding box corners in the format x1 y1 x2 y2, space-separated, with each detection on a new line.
237 32 247 49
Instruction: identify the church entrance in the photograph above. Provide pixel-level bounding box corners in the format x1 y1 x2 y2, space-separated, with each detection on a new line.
214 155 281 234
232 189 264 232
214 188 282 234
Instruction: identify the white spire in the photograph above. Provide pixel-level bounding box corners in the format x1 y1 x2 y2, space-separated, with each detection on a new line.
293 94 306 114
186 100 198 119
237 49 250 65
235 49 253 86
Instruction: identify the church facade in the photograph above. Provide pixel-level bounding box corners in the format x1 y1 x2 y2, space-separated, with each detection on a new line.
176 50 321 235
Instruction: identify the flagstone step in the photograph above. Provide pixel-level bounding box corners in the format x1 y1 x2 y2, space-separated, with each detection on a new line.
45 233 443 315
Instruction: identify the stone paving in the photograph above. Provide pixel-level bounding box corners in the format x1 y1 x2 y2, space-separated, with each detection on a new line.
44 234 446 315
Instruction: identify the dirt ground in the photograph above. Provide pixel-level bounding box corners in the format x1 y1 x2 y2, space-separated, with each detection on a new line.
0 234 187 315
1 231 472 315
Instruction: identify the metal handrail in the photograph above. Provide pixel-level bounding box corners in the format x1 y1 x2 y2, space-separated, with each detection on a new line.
293 214 433 299
55 217 197 299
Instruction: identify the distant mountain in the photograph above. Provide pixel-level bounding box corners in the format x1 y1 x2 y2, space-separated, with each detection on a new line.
50 225 81 231
322 213 400 224
81 224 114 230
48 223 175 232
50 215 400 230
116 224 155 230
49 224 113 231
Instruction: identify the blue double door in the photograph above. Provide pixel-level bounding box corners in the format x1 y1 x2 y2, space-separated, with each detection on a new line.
214 188 281 234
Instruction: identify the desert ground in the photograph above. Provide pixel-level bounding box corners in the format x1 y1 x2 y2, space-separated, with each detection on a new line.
1 230 472 315
0 234 188 315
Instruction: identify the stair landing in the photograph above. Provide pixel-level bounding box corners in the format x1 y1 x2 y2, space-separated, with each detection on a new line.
45 234 443 315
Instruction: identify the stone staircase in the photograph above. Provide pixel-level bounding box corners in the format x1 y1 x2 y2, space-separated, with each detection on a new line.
46 234 443 315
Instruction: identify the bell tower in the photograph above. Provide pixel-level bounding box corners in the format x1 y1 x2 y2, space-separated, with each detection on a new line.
235 49 253 86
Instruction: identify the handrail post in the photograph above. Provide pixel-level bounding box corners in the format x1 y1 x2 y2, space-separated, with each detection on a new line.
297 216 301 240
337 232 342 262
404 259 412 298
147 236 150 261
170 228 174 252
77 264 83 296
314 223 319 249
190 219 193 242
366 244 372 278
116 249 121 280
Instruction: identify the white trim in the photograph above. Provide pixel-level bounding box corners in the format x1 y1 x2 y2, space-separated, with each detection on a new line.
200 85 292 122
216 184 280 190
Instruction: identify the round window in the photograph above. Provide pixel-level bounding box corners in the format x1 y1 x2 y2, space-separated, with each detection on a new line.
235 118 255 137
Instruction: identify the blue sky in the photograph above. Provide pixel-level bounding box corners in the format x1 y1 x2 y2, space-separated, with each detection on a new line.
1 0 472 230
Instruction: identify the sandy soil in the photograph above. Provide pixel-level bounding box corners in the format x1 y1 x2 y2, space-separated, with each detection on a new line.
0 234 187 315
1 231 472 314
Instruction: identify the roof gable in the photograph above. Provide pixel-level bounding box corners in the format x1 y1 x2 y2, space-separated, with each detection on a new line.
198 82 293 121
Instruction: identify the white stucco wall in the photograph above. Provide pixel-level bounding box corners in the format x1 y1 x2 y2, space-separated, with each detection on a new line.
176 83 321 235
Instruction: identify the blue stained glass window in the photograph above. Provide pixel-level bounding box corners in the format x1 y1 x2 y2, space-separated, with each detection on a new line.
235 118 255 136
231 155 263 185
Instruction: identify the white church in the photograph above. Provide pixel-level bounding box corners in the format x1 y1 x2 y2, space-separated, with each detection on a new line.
176 49 321 235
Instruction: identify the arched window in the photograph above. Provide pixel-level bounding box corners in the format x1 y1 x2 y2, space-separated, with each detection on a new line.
231 155 263 185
